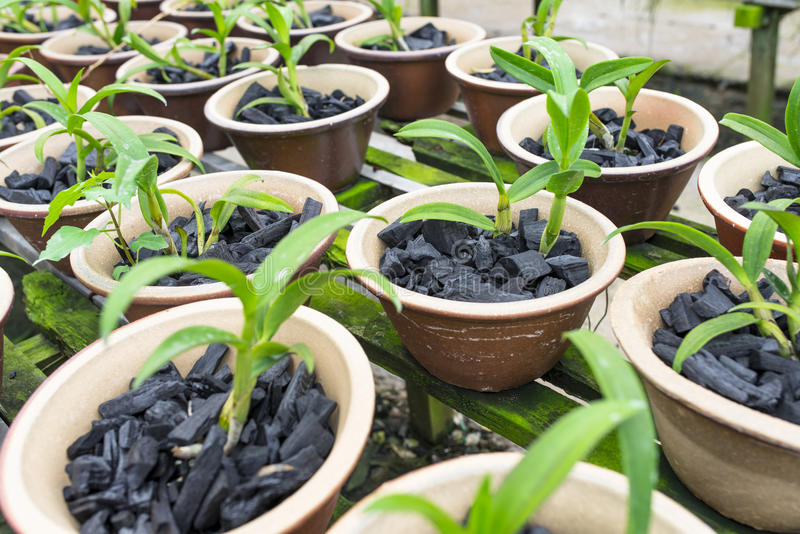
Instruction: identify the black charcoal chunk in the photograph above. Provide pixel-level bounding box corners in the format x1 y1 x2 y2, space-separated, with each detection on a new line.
545 255 589 287
378 218 423 248
499 250 551 283
123 435 159 490
691 282 735 318
167 392 228 445
298 197 322 224
653 343 677 365
193 470 231 531
66 455 113 495
187 343 228 379
422 219 470 255
98 379 185 418
173 425 226 533
278 411 334 460
666 293 704 334
535 276 567 298
653 328 683 347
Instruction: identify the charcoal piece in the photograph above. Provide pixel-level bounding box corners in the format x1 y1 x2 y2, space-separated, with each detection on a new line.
421 219 470 255
129 514 152 534
259 422 282 463
110 509 136 530
150 484 180 534
273 362 314 437
236 205 264 233
144 399 187 427
188 343 228 379
535 276 567 298
80 509 110 534
282 444 326 482
765 184 800 202
68 417 128 459
117 418 141 450
665 293 703 334
682 350 749 404
173 425 226 533
168 392 228 445
378 218 423 248
12 89 35 106
98 379 184 419
241 216 294 248
635 132 658 161
298 197 322 224
520 219 547 251
123 435 159 490
66 455 113 495
665 124 684 144
691 282 735 318
406 235 441 263
775 399 800 425
235 82 272 116
379 247 406 279
5 171 38 189
488 263 509 283
499 250 551 283
129 481 156 513
278 411 334 460
653 343 677 365
516 208 540 242
501 276 528 296
653 328 683 347
219 468 305 530
214 364 233 383
750 350 800 375
0 186 51 204
545 255 589 287
519 137 544 156
748 378 783 411
778 166 800 187
719 355 758 383
256 356 291 390
490 233 520 258
761 170 781 188
66 484 127 522
101 429 119 471
193 470 230 531
706 334 778 359
296 388 336 423
234 445 270 477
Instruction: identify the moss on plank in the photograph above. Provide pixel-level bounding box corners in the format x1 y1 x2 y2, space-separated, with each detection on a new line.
336 178 393 211
365 147 469 187
323 230 350 270
412 138 519 184
1 337 46 421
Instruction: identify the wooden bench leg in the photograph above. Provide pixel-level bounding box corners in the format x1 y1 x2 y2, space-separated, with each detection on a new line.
419 0 438 16
406 382 453 443
744 6 788 122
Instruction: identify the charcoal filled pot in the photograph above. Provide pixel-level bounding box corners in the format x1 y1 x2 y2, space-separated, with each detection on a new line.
334 16 486 120
102 0 161 20
497 87 718 244
445 36 618 154
159 0 231 36
115 37 278 152
71 170 338 321
204 64 389 192
235 1 373 65
329 454 714 534
0 115 202 273
346 183 625 392
0 266 12 390
610 257 800 532
0 298 375 534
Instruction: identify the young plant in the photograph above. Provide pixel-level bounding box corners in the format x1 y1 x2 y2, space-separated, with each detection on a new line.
366 330 657 534
263 0 312 29
98 210 402 452
237 3 333 117
73 0 132 49
0 46 40 87
0 0 69 33
360 0 408 52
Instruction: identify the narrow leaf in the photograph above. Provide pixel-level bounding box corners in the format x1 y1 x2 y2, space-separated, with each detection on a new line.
400 202 496 232
507 160 560 203
36 226 101 264
673 313 760 372
720 114 799 167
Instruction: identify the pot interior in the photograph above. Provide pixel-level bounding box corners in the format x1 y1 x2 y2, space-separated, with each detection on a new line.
242 0 369 33
44 21 184 58
339 16 483 48
707 143 791 204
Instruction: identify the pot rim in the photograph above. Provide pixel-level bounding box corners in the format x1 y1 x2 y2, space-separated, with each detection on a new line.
346 182 626 320
497 86 719 177
610 256 800 452
445 35 617 96
236 0 373 39
114 37 279 96
0 266 12 329
0 7 116 43
158 0 228 19
39 20 188 65
334 16 487 63
204 63 389 135
0 298 375 534
71 169 339 303
697 140 790 247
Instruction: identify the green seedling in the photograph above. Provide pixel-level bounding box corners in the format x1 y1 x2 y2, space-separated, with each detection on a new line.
360 0 408 51
99 210 402 452
263 0 312 29
366 330 657 534
0 250 29 263
0 0 67 34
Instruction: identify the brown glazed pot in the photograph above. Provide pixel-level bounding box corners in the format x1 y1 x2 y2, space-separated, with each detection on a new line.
71 170 339 321
346 183 626 392
0 299 375 534
0 267 12 392
102 0 161 20
698 140 790 258
204 64 389 192
115 37 278 152
334 16 486 120
497 87 719 244
611 257 800 532
446 36 618 154
0 115 202 273
236 1 373 65
329 454 714 534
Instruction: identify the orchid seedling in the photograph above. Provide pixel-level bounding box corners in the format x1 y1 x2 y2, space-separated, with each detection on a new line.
360 0 408 51
262 0 313 29
99 210 402 453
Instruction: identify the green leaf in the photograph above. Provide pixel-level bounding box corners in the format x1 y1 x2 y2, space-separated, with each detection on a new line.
235 96 292 117
507 160 560 203
219 189 294 214
288 342 314 374
742 198 793 282
546 168 584 196
42 175 102 235
139 137 204 172
123 33 167 64
112 264 130 280
399 202 496 232
579 57 652 93
489 45 555 93
742 201 800 253
264 2 293 44
130 232 167 254
623 59 669 102
248 343 290 380
786 77 800 160
36 226 101 265
25 100 68 126
721 113 799 168
570 158 602 178
545 88 591 169
14 58 69 109
673 312 759 372
290 33 334 65
80 83 166 114
522 36 579 94
365 495 466 534
729 301 800 327
0 251 29 263
762 268 791 302
465 476 493 533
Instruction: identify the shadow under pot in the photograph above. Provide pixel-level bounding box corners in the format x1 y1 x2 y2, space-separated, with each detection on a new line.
0 115 202 273
445 36 618 154
610 257 800 532
115 37 279 152
0 267 11 391
329 453 715 534
698 140 793 258
0 298 375 534
497 87 719 244
236 1 373 66
204 64 389 192
40 21 188 115
334 16 486 121
345 182 626 392
71 169 339 321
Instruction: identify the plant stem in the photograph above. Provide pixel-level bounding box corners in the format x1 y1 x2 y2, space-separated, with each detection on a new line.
296 0 311 28
614 103 635 153
105 201 136 265
495 194 511 235
539 194 565 255
75 137 86 184
288 63 308 117
589 112 615 151
217 38 227 77
746 286 796 359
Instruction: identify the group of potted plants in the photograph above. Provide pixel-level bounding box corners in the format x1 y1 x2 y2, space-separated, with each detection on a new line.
0 0 798 532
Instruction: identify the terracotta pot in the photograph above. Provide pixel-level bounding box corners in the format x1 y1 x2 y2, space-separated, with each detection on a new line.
116 37 278 151
497 87 719 244
0 298 375 534
102 0 161 21
446 36 618 154
40 20 187 114
159 0 232 36
204 64 389 192
334 16 486 120
611 257 800 532
0 115 202 273
697 140 790 258
72 170 339 321
346 183 626 392
235 1 373 65
329 454 714 534
0 266 12 392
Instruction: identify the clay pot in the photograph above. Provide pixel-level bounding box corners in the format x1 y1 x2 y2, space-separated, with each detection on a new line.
329 453 714 534
204 64 389 192
159 0 230 36
71 170 338 321
40 20 187 114
611 257 800 532
497 87 719 244
0 266 12 391
115 37 278 151
346 183 626 392
0 298 375 534
334 16 486 120
236 1 373 65
697 140 790 258
0 115 202 273
446 36 618 154
102 0 161 21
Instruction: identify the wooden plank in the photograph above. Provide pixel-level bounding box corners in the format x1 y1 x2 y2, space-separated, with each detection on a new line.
336 178 393 211
12 334 60 375
364 146 469 187
406 382 454 442
0 337 46 422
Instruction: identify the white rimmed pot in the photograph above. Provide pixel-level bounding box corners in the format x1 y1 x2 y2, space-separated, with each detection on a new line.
0 115 202 273
611 257 800 532
329 453 715 534
204 64 389 192
102 0 160 20
446 36 618 154
115 37 278 152
159 0 232 36
698 140 791 258
0 298 375 534
497 86 719 244
0 266 12 390
71 170 339 321
346 183 626 392
334 16 486 120
236 1 373 65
